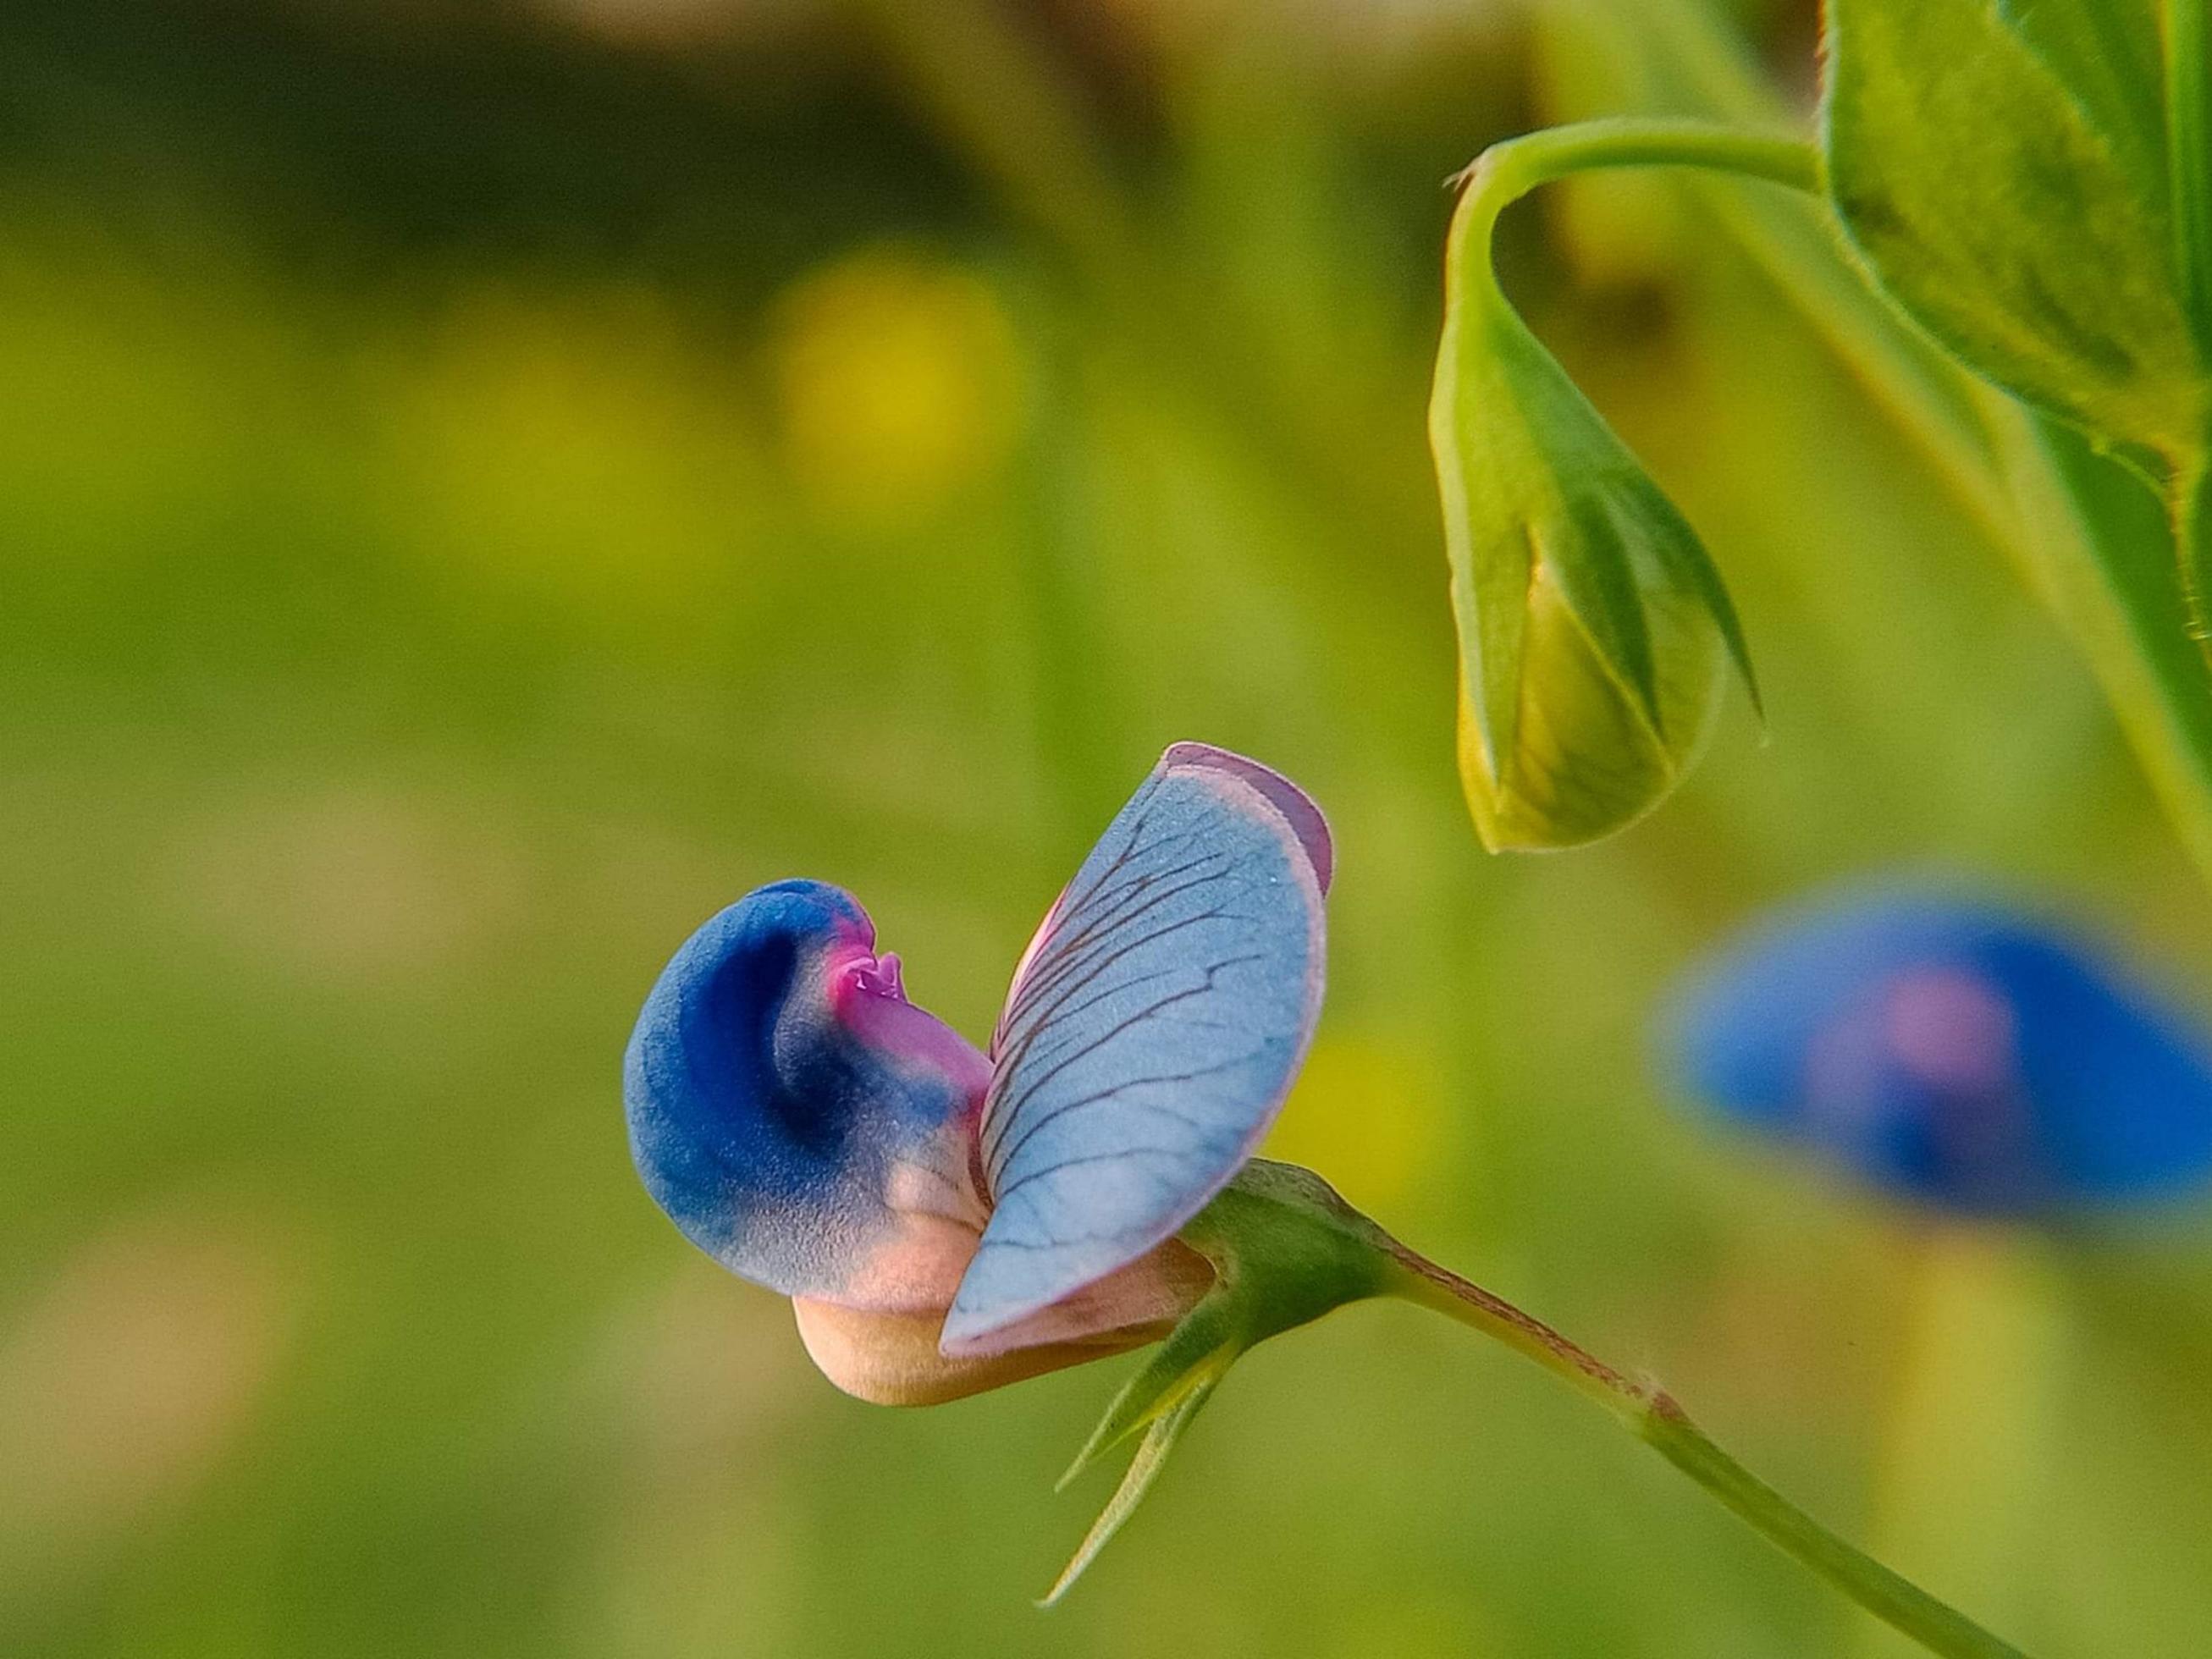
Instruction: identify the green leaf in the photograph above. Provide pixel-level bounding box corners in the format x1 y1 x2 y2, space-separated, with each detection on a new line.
1584 0 2212 884
1820 0 2206 460
1055 1304 1241 1493
2005 0 2168 193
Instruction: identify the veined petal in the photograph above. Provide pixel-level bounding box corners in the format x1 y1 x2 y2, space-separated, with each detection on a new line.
1664 884 2212 1213
941 745 1331 1355
625 879 990 1311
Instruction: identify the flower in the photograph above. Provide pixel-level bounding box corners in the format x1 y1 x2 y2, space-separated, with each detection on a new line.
1660 882 2212 1213
624 789 2027 1623
624 742 1332 1403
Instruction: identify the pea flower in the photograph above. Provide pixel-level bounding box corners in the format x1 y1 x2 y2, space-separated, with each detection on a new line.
1663 883 2212 1214
624 741 1331 1407
623 760 2034 1645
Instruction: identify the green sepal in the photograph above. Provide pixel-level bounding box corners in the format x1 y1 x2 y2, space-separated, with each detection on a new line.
1038 1377 1220 1608
1041 1161 1397 1604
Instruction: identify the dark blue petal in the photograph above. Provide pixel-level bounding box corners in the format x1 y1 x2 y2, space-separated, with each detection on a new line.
624 879 990 1309
1662 883 2212 1214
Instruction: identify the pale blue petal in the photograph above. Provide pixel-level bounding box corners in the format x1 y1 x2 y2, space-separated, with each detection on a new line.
941 744 1331 1353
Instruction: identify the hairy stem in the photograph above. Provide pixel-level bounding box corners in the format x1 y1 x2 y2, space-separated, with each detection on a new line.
1387 1245 2029 1659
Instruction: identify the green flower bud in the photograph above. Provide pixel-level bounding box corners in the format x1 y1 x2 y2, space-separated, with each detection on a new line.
1430 136 1761 852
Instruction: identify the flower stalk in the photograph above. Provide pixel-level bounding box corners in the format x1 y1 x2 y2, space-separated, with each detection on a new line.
1391 1249 2027 1659
1058 1161 2029 1659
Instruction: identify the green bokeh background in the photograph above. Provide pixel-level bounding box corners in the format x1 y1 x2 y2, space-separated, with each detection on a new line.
7 2 2212 1654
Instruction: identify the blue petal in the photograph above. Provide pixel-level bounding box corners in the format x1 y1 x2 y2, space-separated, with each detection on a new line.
941 744 1332 1353
624 879 990 1310
1662 883 2212 1214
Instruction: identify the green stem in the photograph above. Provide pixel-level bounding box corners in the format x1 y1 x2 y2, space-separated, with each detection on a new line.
1647 1414 2024 1659
1445 118 1819 308
2168 0 2212 340
2173 448 2212 666
1999 412 2212 878
1388 1247 2029 1659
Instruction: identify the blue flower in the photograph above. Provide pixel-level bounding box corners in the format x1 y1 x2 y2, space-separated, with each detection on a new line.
1661 883 2212 1213
625 743 1332 1402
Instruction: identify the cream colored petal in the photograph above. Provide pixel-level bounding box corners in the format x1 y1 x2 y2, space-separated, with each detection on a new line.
792 1241 1211 1408
941 1238 1215 1359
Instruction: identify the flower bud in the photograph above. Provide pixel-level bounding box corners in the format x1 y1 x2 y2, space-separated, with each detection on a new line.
1431 190 1755 851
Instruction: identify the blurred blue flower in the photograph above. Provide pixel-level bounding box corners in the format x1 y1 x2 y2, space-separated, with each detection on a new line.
1661 884 2212 1214
625 742 1332 1402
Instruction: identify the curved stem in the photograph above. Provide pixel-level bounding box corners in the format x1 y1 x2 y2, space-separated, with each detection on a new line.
1387 1245 2029 1659
1445 118 1820 308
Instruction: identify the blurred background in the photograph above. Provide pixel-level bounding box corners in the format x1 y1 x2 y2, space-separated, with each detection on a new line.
7 0 2212 1653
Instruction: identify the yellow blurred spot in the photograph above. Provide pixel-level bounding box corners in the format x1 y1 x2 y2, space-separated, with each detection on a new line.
768 247 1024 525
1261 1034 1446 1211
1527 12 1688 291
